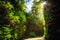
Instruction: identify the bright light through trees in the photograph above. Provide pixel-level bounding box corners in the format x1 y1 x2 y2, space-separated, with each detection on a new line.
42 1 47 8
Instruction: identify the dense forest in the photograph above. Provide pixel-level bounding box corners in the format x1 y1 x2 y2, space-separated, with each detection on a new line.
0 0 60 40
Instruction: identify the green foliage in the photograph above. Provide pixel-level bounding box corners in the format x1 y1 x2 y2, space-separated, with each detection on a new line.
5 34 11 38
0 0 26 39
24 0 47 38
0 0 48 39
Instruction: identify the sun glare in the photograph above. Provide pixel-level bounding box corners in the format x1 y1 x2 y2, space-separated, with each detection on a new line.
42 1 47 8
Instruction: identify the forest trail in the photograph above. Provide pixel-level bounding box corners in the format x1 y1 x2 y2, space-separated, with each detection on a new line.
24 37 45 40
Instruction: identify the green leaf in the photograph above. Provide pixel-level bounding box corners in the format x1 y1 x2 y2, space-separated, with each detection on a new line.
14 33 18 39
0 31 2 34
3 27 11 32
5 34 11 38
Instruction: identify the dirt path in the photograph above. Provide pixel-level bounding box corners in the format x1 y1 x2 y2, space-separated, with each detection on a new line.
24 37 45 40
